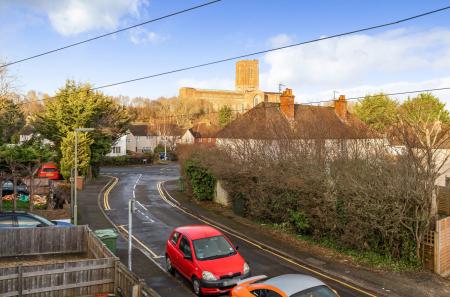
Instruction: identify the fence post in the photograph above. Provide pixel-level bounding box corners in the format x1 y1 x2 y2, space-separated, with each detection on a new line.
114 259 120 294
17 264 23 297
138 279 145 297
435 227 441 274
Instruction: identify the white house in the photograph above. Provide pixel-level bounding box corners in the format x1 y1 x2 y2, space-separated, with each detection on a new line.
107 134 127 157
126 124 183 153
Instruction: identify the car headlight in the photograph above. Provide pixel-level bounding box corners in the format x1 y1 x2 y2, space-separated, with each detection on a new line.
243 262 250 275
202 271 217 281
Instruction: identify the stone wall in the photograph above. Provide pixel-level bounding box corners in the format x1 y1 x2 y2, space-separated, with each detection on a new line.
214 180 230 206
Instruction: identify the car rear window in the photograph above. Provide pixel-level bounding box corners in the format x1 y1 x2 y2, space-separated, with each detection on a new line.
0 215 14 228
43 168 57 172
290 285 337 297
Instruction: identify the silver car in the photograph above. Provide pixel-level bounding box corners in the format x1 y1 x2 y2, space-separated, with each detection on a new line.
231 274 339 297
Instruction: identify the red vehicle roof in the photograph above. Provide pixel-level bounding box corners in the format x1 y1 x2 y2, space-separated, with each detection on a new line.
41 162 57 168
175 225 223 241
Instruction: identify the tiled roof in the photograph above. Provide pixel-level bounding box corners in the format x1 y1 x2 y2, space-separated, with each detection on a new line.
217 102 378 140
190 122 221 138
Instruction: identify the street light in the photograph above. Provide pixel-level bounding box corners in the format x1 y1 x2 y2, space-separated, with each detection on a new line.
73 127 94 225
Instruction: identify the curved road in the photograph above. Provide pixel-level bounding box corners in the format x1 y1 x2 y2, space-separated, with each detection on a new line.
100 165 376 297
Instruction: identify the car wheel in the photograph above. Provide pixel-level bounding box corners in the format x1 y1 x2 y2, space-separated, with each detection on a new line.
166 256 175 275
192 277 202 296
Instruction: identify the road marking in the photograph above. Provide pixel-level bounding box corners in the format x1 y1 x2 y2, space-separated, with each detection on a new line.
132 174 143 199
157 181 377 297
102 175 119 210
98 175 192 295
117 225 162 259
136 200 149 211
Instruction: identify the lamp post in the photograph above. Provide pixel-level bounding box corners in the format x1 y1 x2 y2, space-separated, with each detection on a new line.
73 127 94 225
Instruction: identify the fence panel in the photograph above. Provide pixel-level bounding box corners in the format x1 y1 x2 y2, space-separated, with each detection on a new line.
0 258 115 297
0 226 87 257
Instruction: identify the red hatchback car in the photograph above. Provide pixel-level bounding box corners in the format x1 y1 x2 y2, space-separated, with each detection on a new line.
37 163 61 180
165 225 250 296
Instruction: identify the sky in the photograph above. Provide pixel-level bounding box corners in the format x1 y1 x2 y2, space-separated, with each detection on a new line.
1 0 450 104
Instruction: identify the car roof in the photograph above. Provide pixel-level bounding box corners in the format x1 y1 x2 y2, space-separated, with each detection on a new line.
175 225 223 240
261 274 325 296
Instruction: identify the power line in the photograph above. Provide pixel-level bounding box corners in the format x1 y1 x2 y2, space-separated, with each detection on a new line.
303 86 450 105
147 86 450 120
14 5 450 107
0 0 223 69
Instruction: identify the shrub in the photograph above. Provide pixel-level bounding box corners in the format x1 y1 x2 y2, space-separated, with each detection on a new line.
289 210 310 234
183 158 216 201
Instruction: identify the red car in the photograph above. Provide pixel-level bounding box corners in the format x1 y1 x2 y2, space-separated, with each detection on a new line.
165 225 250 296
37 163 61 180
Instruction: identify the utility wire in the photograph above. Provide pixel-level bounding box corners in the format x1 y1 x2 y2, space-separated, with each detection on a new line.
0 0 223 69
14 5 450 107
146 86 450 120
2 85 449 129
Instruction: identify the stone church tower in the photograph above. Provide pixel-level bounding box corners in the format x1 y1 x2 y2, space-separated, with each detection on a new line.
179 59 279 112
235 60 259 91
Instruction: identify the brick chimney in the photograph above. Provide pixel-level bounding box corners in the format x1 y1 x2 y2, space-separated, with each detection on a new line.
280 88 295 121
334 95 347 120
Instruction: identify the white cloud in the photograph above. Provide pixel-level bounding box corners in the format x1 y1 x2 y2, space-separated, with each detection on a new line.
262 29 450 91
129 28 168 45
20 0 148 36
268 33 295 47
177 78 234 90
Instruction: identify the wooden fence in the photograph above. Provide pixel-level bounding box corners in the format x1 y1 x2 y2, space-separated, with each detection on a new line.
0 226 86 257
0 226 160 297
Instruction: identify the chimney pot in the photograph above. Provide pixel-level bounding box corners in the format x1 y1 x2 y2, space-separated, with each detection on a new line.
280 88 295 121
335 95 348 120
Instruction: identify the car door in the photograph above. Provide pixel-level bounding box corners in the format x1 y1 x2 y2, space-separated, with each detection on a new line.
167 231 181 268
16 215 46 228
178 235 196 279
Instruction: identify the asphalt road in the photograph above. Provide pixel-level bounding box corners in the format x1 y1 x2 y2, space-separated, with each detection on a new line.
100 164 375 297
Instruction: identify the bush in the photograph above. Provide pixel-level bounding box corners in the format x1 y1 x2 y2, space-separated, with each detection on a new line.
289 210 310 234
99 154 153 166
183 158 216 201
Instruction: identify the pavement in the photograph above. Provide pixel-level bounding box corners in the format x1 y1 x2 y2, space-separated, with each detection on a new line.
78 164 450 297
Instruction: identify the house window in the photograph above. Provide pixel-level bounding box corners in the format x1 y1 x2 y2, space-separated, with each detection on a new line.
112 147 121 154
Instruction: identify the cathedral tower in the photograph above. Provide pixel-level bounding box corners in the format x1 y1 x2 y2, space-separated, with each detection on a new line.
235 60 259 92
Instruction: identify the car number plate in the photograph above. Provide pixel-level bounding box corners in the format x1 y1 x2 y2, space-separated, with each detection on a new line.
223 279 236 287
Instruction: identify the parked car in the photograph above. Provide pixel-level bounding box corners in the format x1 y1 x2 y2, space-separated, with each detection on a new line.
165 225 250 296
231 274 340 297
1 180 29 196
0 212 73 228
37 162 61 180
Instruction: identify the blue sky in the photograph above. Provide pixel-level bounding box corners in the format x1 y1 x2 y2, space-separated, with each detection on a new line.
1 0 450 104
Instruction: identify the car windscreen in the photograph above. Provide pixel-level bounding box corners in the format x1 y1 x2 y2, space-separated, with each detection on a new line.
43 168 57 172
290 285 338 297
192 235 236 260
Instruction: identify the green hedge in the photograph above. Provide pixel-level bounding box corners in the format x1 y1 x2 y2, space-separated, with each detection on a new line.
183 158 216 201
99 154 153 166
